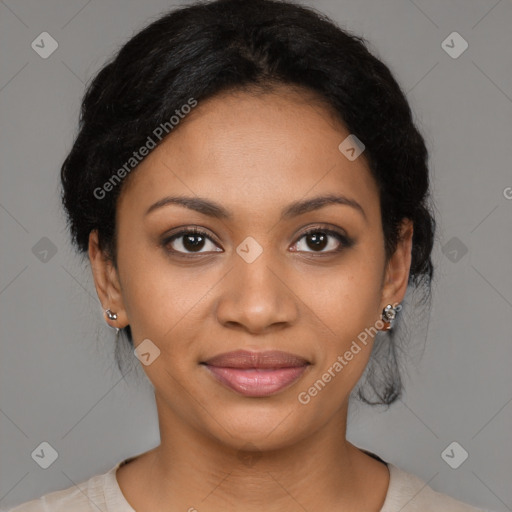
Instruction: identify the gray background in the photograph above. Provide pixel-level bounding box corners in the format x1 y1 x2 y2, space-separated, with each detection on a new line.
1 0 511 510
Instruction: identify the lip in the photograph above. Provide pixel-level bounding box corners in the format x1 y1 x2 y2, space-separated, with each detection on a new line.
203 350 309 369
201 350 310 397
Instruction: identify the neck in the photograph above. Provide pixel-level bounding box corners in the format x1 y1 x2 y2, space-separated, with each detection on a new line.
119 393 389 512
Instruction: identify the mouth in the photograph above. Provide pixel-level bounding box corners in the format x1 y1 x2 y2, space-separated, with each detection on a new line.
200 350 311 397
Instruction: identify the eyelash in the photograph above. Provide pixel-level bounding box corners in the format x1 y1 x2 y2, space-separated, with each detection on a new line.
161 225 354 258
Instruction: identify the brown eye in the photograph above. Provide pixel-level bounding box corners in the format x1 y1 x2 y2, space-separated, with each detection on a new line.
163 228 222 255
291 228 353 253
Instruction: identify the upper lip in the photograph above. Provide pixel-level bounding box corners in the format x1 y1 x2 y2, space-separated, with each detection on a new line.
202 350 310 369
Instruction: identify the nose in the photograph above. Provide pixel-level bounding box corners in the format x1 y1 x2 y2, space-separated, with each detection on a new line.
214 250 299 334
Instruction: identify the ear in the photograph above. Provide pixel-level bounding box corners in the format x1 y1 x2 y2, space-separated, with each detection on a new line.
380 218 414 309
88 230 129 329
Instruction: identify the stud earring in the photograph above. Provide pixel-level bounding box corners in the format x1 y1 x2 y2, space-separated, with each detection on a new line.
104 309 120 339
105 308 118 321
380 303 400 331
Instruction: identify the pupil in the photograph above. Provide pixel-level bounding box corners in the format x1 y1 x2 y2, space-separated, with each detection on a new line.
307 232 327 251
184 234 205 252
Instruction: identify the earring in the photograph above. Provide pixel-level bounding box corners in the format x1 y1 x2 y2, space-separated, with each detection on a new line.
380 303 399 331
104 309 120 341
105 308 118 321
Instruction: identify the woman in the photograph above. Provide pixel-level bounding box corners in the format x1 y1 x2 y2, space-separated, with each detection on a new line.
9 0 488 510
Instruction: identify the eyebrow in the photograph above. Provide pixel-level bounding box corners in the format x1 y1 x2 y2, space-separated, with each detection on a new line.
145 193 367 223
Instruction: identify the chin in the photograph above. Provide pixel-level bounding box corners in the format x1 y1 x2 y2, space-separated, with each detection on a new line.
201 402 309 451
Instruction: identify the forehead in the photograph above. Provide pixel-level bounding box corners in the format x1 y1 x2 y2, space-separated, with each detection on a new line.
118 86 380 224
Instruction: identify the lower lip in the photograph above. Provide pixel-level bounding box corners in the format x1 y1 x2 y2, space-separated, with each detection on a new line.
203 365 309 397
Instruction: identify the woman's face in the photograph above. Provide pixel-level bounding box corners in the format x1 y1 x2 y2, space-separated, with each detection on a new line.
91 86 412 451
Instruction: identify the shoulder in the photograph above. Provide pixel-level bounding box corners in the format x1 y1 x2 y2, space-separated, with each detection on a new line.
382 463 488 512
6 463 122 512
6 486 96 512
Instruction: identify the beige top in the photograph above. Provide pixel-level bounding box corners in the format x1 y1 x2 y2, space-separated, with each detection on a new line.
7 455 486 511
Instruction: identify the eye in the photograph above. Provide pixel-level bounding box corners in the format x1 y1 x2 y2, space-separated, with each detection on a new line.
162 227 222 256
291 226 353 254
161 225 354 258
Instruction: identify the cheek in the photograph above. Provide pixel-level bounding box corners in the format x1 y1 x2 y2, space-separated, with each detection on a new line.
116 238 212 345
301 259 383 336
296 270 383 409
297 256 384 387
114 235 172 342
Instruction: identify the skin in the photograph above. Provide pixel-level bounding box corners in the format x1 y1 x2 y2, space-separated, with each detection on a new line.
89 85 413 512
